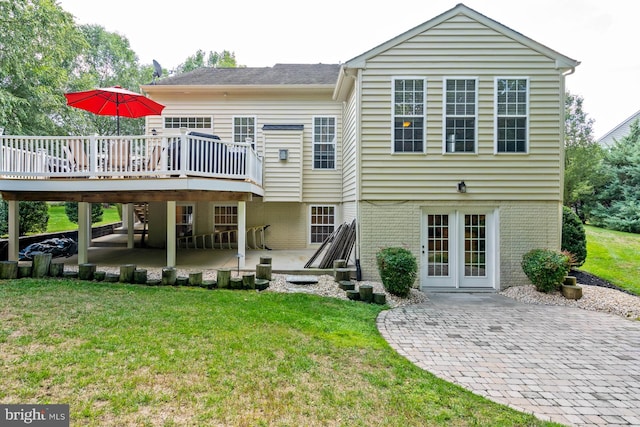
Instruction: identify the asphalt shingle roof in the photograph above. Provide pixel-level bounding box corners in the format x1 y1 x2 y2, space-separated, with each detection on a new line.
155 63 341 86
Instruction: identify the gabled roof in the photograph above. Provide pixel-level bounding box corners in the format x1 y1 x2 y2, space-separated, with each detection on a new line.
343 3 580 71
153 63 341 86
597 109 640 148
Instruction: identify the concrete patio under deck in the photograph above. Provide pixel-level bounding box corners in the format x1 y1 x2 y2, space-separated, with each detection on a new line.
62 232 331 274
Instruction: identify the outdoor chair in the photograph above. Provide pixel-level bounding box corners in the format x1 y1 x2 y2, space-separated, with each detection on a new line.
65 139 89 172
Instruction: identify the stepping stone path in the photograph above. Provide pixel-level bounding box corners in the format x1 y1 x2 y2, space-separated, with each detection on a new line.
286 275 319 285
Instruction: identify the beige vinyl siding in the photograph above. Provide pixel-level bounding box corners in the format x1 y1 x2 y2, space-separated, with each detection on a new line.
263 129 303 201
358 14 564 202
342 86 358 202
145 93 343 202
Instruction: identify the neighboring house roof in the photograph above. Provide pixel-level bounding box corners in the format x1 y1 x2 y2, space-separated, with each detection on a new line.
597 109 640 148
154 63 341 86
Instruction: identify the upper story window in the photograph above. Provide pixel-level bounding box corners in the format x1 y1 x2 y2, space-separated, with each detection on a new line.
445 79 477 153
313 116 336 169
393 78 425 153
234 116 256 149
164 117 212 129
496 78 528 153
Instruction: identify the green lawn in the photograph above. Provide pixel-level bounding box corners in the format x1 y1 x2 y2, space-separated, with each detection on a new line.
580 225 640 295
0 279 560 426
46 203 121 233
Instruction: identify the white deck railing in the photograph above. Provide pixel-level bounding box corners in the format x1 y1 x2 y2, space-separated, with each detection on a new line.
0 133 263 186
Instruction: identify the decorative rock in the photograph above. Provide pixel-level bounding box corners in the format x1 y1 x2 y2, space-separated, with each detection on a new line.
0 261 18 279
161 267 177 286
93 271 106 281
359 284 374 303
133 269 148 284
48 261 64 278
338 280 355 291
255 279 270 291
78 263 96 281
119 264 136 283
217 269 231 289
346 289 360 301
373 292 387 305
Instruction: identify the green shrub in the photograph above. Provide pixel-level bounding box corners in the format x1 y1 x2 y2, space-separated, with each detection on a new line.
561 206 587 267
376 247 417 297
521 249 570 293
0 200 49 236
64 201 104 224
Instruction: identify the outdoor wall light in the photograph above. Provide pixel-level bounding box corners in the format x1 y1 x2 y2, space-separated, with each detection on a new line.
279 149 288 161
457 181 467 193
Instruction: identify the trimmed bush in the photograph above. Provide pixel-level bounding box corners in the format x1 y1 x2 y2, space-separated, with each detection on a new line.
376 247 417 297
521 249 570 293
561 206 587 267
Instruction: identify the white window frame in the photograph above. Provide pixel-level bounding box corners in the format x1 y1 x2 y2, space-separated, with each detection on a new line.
213 204 238 228
494 77 529 154
164 116 213 130
392 77 426 154
233 116 257 149
443 77 478 154
312 116 337 170
176 203 195 237
309 205 336 244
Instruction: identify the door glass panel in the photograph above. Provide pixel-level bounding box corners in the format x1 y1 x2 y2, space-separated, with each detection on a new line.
464 214 486 277
176 205 194 238
427 214 449 277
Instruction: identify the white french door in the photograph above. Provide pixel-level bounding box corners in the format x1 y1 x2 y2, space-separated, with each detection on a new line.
421 209 496 289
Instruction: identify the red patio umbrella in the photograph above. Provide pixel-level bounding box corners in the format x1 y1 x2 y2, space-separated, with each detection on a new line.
64 86 165 135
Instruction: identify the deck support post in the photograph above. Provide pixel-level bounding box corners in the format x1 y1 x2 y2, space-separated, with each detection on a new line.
78 201 90 264
166 200 176 267
126 202 134 249
238 201 246 268
7 200 19 261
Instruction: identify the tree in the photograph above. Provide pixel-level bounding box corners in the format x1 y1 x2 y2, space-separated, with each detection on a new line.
64 24 154 136
563 92 606 221
175 50 239 74
0 0 86 135
589 120 640 233
0 201 49 236
64 202 104 225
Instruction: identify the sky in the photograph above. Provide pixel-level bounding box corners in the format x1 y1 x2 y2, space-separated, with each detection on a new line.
57 0 640 139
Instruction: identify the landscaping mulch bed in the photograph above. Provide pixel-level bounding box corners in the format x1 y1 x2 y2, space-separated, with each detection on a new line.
570 269 635 295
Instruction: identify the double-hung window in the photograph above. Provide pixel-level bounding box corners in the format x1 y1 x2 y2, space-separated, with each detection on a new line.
445 79 477 153
496 78 528 153
313 117 336 169
234 116 256 149
393 78 425 153
310 205 335 243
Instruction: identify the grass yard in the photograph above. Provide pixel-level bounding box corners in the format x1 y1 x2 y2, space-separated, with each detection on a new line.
580 225 640 295
0 279 559 426
46 203 121 233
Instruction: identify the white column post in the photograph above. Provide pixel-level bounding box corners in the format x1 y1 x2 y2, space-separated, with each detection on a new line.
78 201 89 264
126 203 134 249
166 201 176 267
237 201 246 268
7 200 19 261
